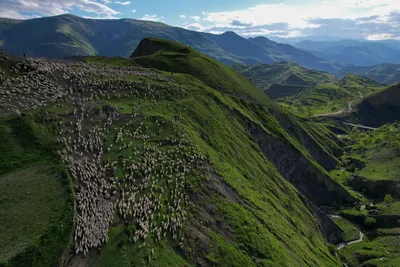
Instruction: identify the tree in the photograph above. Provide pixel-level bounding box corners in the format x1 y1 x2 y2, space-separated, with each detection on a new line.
384 194 393 207
364 216 377 228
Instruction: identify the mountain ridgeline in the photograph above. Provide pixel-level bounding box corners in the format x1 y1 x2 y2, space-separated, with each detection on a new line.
294 40 400 66
0 37 361 266
0 14 342 72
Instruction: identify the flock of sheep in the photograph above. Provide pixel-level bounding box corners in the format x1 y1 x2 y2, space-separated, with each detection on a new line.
0 53 204 256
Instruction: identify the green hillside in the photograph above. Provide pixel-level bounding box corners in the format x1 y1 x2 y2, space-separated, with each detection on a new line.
235 63 383 117
0 14 341 72
0 18 21 34
0 38 363 266
316 120 400 267
337 63 400 85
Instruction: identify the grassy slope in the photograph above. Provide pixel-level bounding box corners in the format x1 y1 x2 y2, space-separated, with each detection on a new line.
235 63 383 117
86 41 341 266
332 217 360 243
320 120 400 266
343 124 400 181
0 165 72 261
0 40 346 266
89 91 338 266
0 114 74 266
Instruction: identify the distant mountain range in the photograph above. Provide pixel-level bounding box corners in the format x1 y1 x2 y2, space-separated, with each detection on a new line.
294 40 400 66
336 63 400 85
0 14 341 72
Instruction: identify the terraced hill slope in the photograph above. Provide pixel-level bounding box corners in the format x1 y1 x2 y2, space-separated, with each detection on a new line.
0 38 357 266
235 62 383 117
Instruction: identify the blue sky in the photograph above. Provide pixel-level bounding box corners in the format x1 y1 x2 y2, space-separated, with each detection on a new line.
0 0 399 40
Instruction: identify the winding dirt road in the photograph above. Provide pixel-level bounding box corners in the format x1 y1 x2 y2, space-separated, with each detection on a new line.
314 92 363 118
336 231 364 250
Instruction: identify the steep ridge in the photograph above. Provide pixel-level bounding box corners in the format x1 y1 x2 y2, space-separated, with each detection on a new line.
130 38 356 206
0 39 356 266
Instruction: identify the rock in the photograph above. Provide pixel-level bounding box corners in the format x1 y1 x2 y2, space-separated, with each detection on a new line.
348 175 400 199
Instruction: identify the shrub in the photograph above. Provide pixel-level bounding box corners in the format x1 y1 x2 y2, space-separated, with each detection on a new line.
364 217 377 228
384 194 393 207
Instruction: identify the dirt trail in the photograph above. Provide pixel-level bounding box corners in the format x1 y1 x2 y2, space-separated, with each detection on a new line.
342 122 377 130
336 231 364 250
314 91 363 118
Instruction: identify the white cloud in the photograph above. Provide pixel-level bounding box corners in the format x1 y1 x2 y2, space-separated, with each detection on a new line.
193 0 400 39
202 1 399 27
180 15 186 19
132 9 136 13
183 23 208 31
139 14 164 22
190 16 200 21
0 0 119 19
101 0 112 4
366 33 395 40
115 1 130 5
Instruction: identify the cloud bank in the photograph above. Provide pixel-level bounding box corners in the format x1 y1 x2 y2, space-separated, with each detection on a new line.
182 0 400 40
0 0 119 19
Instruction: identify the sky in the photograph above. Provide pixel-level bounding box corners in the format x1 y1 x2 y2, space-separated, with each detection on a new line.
0 0 399 40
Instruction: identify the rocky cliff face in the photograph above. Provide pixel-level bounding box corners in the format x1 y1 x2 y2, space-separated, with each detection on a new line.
270 108 341 170
303 198 345 244
236 110 356 207
352 83 400 127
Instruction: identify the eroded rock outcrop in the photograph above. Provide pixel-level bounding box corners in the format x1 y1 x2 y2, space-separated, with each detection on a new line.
236 110 356 207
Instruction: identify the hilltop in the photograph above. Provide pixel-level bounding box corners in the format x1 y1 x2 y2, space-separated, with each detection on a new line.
0 38 362 266
234 62 383 117
0 14 341 72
